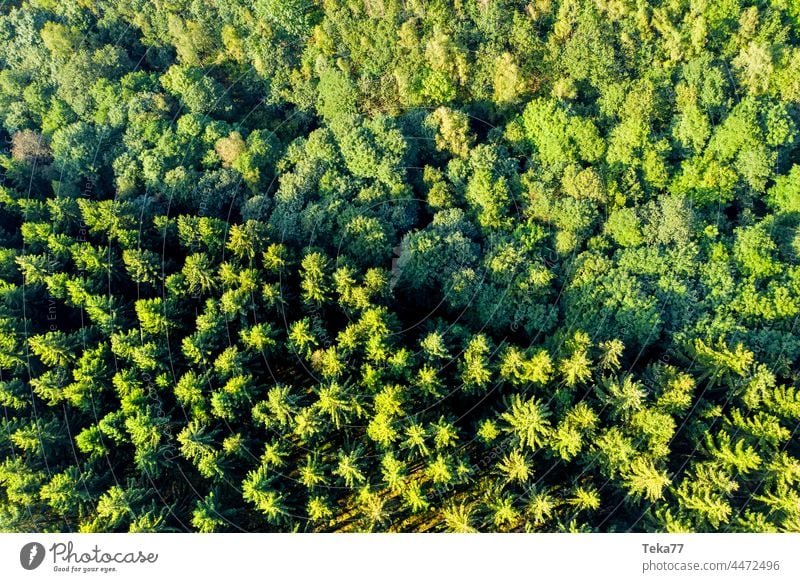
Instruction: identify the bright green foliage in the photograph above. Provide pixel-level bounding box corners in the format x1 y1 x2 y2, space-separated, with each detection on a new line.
0 0 798 535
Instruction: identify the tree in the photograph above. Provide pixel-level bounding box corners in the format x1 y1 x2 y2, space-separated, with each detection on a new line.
497 449 532 484
768 165 800 213
521 98 604 169
160 65 230 115
28 331 75 367
493 52 526 104
255 0 321 38
334 448 366 489
425 107 474 159
500 394 552 451
242 465 289 525
300 252 330 306
622 457 671 502
192 492 231 533
732 43 773 96
460 334 493 393
11 130 51 164
441 502 478 533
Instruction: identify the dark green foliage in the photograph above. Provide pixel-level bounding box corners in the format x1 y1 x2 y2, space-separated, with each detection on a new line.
1 0 799 533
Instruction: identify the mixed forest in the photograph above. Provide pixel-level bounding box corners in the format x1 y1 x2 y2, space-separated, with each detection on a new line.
1 0 800 533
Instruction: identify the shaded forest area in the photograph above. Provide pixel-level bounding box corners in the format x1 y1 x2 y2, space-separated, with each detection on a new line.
1 0 800 532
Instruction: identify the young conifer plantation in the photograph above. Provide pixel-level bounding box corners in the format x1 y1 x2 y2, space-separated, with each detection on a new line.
0 0 799 533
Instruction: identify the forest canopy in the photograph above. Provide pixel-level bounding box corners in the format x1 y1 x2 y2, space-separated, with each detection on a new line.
0 0 799 532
